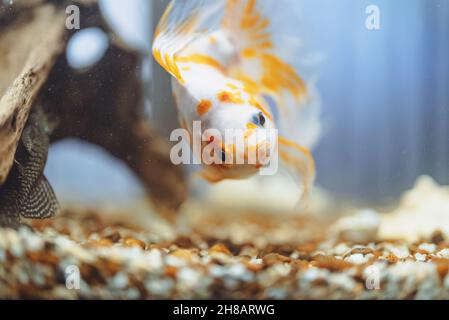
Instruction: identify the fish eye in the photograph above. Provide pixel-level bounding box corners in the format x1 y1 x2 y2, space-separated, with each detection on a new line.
258 112 266 126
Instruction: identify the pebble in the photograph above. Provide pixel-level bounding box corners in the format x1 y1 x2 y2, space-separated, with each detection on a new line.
209 243 231 255
1 210 449 300
177 268 201 288
166 255 187 268
418 243 437 254
145 278 173 296
228 263 254 282
387 245 410 259
436 248 449 259
147 249 164 270
110 272 129 289
124 238 146 250
330 209 380 243
345 253 370 265
414 253 427 262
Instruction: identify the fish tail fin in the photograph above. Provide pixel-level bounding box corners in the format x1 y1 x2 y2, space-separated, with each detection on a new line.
220 1 321 146
278 135 316 203
152 0 224 84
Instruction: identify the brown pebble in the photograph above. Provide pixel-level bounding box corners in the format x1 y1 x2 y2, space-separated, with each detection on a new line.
264 244 296 256
245 261 263 272
26 251 59 266
262 253 291 265
89 238 113 248
31 219 54 232
296 243 317 254
105 231 121 243
96 258 122 277
58 225 71 236
209 244 232 255
171 249 194 261
430 257 449 279
431 230 445 245
124 238 146 249
174 236 196 248
165 266 178 278
291 259 310 270
311 255 352 271
384 253 398 263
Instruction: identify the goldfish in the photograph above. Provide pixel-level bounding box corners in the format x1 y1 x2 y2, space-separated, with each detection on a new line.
152 0 321 200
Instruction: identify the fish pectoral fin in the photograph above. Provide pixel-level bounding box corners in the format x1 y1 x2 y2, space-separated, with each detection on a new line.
20 175 60 219
278 136 316 202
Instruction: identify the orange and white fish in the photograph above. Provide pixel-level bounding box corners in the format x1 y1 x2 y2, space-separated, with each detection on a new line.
152 0 321 199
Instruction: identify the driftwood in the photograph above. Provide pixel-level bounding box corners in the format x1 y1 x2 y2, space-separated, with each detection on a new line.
0 2 65 185
0 0 187 215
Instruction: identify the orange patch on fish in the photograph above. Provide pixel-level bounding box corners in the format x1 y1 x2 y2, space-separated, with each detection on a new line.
233 72 259 95
242 48 257 58
217 91 244 104
244 123 257 139
209 36 217 44
226 83 240 90
197 100 213 116
177 54 225 72
152 48 184 84
246 122 258 130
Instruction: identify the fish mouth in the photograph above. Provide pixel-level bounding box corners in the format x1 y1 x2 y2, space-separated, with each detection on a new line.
212 144 272 171
200 136 274 168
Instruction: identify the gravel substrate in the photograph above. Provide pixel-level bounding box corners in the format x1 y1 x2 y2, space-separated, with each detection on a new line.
1 207 449 299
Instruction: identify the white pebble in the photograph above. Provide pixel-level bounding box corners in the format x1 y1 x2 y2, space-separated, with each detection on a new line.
147 249 163 270
110 273 129 289
145 278 173 296
414 253 427 262
418 243 437 253
345 253 370 265
436 248 449 259
177 268 201 288
330 209 380 243
166 255 186 268
228 263 253 282
389 245 410 259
